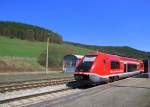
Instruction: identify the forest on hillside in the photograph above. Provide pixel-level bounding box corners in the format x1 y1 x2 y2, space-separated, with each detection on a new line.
65 41 150 60
0 21 63 44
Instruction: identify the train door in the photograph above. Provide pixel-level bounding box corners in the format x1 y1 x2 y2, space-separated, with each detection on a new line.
124 64 127 72
63 60 76 73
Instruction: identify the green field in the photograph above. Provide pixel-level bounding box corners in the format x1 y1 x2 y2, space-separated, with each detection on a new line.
0 36 93 58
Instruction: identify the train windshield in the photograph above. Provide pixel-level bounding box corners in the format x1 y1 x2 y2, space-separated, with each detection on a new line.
76 55 97 72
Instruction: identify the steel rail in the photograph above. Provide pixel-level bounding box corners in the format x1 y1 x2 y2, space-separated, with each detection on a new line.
0 77 74 93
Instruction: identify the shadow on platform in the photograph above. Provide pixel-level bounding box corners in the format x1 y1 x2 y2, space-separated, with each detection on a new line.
133 73 149 78
66 81 106 89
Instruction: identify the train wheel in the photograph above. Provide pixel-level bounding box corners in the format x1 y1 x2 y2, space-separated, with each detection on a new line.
109 77 114 82
114 76 119 81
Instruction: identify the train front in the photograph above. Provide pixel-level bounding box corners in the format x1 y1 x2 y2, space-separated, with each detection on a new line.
74 54 97 83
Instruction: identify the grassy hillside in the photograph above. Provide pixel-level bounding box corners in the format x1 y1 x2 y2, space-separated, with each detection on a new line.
0 36 93 72
0 36 92 58
0 35 149 60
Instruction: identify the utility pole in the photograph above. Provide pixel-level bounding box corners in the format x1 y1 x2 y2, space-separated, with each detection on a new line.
46 36 49 74
148 56 150 78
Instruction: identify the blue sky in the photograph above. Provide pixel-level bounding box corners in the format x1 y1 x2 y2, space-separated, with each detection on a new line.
0 0 150 51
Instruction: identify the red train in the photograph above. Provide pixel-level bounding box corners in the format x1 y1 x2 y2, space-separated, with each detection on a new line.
74 52 144 83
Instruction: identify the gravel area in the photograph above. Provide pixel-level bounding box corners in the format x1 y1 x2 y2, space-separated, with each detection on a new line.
0 72 73 84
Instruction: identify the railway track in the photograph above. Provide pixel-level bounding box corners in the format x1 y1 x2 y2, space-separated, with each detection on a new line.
0 82 114 106
0 76 74 93
0 86 73 104
0 76 77 106
0 77 124 106
0 75 125 106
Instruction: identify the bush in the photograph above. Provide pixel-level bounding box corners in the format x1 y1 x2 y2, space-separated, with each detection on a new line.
38 44 76 67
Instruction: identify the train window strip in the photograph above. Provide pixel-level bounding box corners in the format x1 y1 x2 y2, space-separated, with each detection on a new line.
127 64 137 72
111 60 120 69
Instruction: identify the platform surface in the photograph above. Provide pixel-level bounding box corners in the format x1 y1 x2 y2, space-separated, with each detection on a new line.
32 76 150 107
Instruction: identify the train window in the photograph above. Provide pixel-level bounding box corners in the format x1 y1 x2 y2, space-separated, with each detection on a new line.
111 60 120 69
128 64 137 72
76 61 93 72
103 59 106 64
71 61 76 67
140 63 143 68
76 55 97 72
83 55 97 62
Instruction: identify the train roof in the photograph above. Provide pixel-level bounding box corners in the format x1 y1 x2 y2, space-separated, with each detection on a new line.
74 55 84 59
64 54 83 60
85 51 142 62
